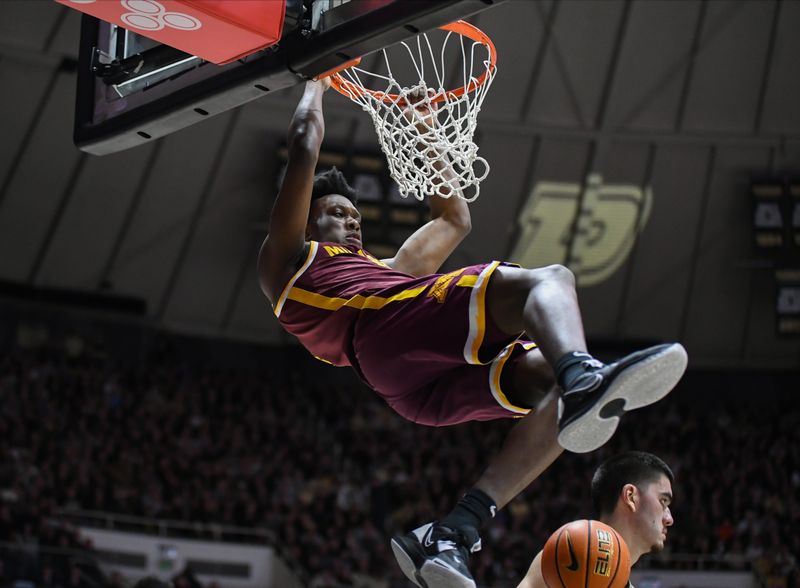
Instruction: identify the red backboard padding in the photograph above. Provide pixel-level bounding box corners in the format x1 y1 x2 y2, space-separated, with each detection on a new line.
56 0 285 65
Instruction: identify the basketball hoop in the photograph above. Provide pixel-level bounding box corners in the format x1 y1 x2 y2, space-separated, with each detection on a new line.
329 21 497 202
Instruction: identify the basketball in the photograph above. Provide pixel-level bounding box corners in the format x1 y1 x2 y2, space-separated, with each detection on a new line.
541 520 631 588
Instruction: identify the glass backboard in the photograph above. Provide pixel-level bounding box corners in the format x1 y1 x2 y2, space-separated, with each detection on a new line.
70 0 506 155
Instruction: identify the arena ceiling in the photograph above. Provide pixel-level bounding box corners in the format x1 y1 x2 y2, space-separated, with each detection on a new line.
1 0 799 369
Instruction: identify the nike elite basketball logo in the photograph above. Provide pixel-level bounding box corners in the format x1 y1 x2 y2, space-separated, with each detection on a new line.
489 505 497 517
565 531 580 571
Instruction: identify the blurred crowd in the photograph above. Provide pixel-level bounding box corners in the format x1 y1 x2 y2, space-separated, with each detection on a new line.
0 331 798 588
0 499 103 588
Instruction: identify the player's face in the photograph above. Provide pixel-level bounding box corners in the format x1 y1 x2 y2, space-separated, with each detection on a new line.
307 194 362 247
636 474 674 553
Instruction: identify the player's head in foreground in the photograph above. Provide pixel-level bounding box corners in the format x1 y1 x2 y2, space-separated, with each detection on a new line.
591 450 675 563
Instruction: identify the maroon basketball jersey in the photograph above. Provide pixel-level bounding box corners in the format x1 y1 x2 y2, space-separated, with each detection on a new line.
273 241 535 425
274 241 435 367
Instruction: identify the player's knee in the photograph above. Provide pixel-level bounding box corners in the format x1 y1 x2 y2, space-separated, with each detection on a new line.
527 264 575 289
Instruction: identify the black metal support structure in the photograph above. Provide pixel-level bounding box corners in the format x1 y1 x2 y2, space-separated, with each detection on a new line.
73 0 509 156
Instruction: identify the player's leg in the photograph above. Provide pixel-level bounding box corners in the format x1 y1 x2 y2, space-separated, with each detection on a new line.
486 264 688 453
471 349 562 508
486 264 587 367
391 264 687 588
392 402 562 588
391 349 561 588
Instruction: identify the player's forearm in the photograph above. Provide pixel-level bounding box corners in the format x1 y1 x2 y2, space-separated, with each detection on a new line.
261 81 326 278
428 158 471 231
287 81 326 152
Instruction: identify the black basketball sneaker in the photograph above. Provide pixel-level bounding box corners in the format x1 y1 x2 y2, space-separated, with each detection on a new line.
391 522 480 588
557 342 688 453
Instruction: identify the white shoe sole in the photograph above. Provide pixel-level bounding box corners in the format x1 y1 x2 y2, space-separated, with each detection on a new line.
420 559 476 588
391 538 424 587
557 343 688 453
390 537 477 588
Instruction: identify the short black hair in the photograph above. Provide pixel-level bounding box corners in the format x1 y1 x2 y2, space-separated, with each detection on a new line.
311 166 357 204
591 451 674 518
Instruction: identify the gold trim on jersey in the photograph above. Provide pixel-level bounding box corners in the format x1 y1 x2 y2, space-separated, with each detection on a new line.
279 251 516 371
463 261 501 365
313 354 340 366
274 241 318 317
488 341 536 415
456 275 478 287
278 246 485 313
428 269 466 303
287 284 429 311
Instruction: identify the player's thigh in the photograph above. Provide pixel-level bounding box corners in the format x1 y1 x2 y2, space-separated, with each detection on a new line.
485 264 575 335
504 346 556 408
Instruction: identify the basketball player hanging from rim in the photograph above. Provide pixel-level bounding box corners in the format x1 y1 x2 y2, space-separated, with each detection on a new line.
258 75 687 588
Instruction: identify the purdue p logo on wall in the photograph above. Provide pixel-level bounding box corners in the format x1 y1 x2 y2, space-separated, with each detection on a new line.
510 173 652 287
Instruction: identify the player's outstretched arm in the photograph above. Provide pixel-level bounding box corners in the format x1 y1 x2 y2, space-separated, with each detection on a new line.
387 181 471 277
258 78 329 302
517 552 546 588
385 91 472 276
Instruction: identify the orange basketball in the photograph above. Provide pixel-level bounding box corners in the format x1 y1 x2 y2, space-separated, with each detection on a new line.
541 520 631 588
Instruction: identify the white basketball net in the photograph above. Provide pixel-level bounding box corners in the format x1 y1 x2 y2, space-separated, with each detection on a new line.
332 26 496 202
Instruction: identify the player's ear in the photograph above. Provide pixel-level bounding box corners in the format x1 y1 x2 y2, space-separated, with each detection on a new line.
621 483 638 512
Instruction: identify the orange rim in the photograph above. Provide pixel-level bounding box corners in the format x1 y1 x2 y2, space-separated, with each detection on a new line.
329 20 496 105
315 56 362 81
